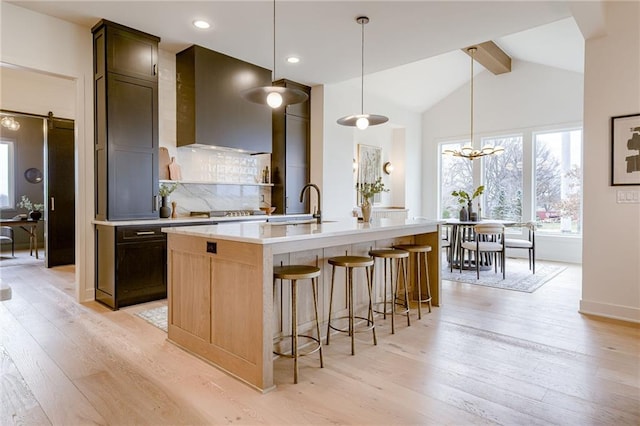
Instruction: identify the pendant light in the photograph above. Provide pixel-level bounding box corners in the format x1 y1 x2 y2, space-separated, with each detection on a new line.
337 16 389 130
242 0 308 108
443 47 503 160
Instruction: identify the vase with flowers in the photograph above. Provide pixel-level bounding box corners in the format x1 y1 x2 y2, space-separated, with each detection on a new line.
159 182 178 218
18 195 45 221
451 185 484 221
356 177 388 222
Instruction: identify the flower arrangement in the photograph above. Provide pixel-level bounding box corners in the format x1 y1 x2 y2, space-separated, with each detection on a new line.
18 195 44 212
356 177 388 205
451 185 484 205
159 182 178 197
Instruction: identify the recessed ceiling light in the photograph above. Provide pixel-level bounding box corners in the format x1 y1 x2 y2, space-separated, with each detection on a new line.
193 20 210 29
286 56 300 64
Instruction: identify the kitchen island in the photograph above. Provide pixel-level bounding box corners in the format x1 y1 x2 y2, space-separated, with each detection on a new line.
163 217 442 392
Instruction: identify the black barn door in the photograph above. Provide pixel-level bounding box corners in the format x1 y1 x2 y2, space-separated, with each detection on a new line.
45 115 75 267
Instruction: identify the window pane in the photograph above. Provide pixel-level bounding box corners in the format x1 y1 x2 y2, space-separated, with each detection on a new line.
440 141 473 218
535 130 582 234
0 141 13 209
482 135 523 221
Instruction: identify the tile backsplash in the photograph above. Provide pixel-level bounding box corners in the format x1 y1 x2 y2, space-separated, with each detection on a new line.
163 147 271 216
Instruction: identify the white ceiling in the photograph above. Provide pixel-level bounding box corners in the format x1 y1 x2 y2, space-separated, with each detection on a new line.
7 1 586 112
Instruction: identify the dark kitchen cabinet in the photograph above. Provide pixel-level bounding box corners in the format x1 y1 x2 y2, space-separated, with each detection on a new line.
176 45 272 153
93 20 160 220
272 80 311 214
95 225 166 310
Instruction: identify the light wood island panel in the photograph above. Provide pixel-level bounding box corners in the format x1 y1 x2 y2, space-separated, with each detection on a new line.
164 218 441 391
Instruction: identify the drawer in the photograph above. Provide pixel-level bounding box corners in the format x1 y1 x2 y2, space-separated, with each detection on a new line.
117 226 166 242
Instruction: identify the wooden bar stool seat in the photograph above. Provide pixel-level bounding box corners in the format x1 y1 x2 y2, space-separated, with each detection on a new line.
273 264 323 384
369 249 410 334
393 244 432 319
326 256 376 355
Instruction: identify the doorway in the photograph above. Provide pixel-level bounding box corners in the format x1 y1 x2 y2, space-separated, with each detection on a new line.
0 110 75 267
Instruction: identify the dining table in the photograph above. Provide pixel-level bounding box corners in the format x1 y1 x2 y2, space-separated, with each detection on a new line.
444 218 515 271
0 217 41 259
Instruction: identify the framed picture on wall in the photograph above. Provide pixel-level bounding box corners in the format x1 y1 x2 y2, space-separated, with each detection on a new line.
611 113 640 185
357 144 382 203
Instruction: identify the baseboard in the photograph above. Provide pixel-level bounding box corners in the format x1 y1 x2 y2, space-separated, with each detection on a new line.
579 299 640 324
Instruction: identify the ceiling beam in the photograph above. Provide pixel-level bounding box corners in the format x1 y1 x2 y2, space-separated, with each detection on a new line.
462 41 511 75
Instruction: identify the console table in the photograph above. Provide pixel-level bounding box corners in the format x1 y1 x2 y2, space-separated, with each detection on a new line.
0 218 41 259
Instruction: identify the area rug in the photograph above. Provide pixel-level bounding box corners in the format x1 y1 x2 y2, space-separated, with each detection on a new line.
441 259 566 293
135 306 168 332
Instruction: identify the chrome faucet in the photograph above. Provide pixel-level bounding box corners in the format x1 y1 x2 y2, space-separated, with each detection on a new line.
300 183 322 224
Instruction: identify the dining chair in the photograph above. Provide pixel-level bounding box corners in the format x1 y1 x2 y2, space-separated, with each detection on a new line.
460 224 505 279
0 226 14 257
441 224 452 270
504 222 536 274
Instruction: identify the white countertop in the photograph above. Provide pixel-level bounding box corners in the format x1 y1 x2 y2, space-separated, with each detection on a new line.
162 217 442 245
92 213 311 227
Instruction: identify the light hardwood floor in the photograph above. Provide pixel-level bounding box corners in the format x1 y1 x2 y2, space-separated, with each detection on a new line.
1 258 638 425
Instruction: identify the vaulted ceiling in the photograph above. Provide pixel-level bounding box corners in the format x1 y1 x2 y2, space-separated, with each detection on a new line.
7 1 591 112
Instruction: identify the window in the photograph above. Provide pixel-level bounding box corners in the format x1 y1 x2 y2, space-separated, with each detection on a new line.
438 126 583 238
482 135 524 221
534 129 582 234
440 141 473 218
0 140 14 209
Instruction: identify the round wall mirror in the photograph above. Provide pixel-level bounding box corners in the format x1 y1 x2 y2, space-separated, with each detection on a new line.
24 167 43 184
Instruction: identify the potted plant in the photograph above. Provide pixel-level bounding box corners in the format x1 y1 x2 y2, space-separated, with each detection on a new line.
451 185 484 221
356 177 388 222
158 182 178 218
18 195 45 221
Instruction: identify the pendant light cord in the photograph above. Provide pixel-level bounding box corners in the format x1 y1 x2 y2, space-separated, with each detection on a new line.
469 47 475 145
272 0 276 81
360 18 365 115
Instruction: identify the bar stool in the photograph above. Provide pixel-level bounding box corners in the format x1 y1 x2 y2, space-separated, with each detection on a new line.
393 244 432 319
369 249 410 334
273 265 323 384
326 255 376 355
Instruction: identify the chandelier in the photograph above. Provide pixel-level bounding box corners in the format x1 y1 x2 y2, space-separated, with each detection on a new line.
1 115 20 131
442 47 503 160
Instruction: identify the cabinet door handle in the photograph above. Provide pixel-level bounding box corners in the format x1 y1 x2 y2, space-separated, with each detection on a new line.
153 64 157 75
50 197 55 211
136 231 155 236
153 195 158 211
286 197 289 209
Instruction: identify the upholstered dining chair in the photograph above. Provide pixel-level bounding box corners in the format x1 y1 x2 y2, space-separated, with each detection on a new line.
460 223 505 279
504 222 536 274
0 226 14 257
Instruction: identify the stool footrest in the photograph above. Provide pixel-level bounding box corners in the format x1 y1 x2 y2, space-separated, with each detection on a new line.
374 301 409 316
328 316 375 334
273 335 322 358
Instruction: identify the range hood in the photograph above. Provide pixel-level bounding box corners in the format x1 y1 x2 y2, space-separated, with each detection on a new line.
176 45 272 153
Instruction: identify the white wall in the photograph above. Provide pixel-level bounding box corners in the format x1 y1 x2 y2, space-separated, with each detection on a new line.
0 67 76 119
1 2 94 302
319 80 422 219
422 59 584 263
581 1 640 323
